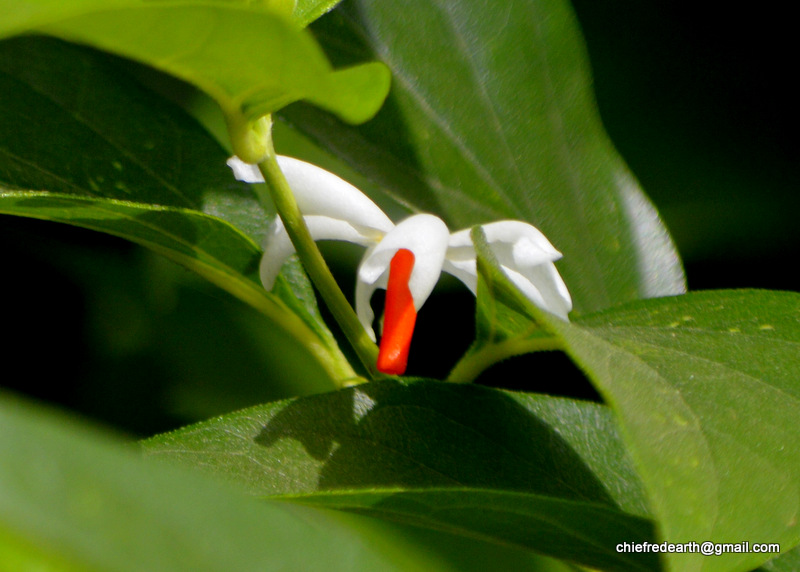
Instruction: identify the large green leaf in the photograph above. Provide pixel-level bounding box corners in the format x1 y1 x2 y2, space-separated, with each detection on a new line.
0 391 453 571
1 0 389 155
144 380 659 571
473 236 800 572
281 0 685 315
559 291 800 572
0 37 354 382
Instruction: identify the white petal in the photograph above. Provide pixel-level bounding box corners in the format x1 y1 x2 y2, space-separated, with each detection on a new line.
260 215 386 290
227 156 264 183
276 156 393 235
355 214 450 340
229 154 392 239
443 221 572 320
232 154 396 290
483 221 561 257
442 227 480 294
500 261 572 320
483 220 562 269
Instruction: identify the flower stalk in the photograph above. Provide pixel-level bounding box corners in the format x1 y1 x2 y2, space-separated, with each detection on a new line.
447 335 564 383
255 134 380 381
230 126 572 380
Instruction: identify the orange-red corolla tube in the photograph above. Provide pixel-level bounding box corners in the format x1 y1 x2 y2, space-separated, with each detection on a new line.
377 249 417 375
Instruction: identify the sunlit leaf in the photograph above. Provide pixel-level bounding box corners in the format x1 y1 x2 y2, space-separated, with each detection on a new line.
0 0 390 151
292 0 344 27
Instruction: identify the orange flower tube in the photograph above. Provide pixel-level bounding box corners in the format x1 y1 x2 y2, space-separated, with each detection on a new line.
377 249 417 375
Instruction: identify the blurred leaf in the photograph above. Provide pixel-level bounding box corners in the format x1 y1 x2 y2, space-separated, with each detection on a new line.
145 380 658 570
0 391 451 571
475 239 800 572
280 0 685 315
0 37 354 382
364 524 580 572
0 0 389 131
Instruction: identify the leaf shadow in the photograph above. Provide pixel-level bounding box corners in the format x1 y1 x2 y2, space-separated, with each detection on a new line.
255 379 624 508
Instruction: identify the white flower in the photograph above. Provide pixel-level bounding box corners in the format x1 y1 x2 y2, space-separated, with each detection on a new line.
444 221 573 321
228 156 572 374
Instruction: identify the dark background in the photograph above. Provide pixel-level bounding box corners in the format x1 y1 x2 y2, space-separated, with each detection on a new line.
2 2 797 435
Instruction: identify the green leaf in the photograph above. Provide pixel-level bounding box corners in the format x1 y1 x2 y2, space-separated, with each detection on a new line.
292 0 344 28
144 379 659 570
0 391 451 571
281 0 685 314
471 235 800 570
557 291 800 572
300 488 654 572
0 0 389 161
0 37 354 383
477 259 800 570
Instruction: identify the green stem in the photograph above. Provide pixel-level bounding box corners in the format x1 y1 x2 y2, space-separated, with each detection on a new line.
447 335 563 383
256 136 380 380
